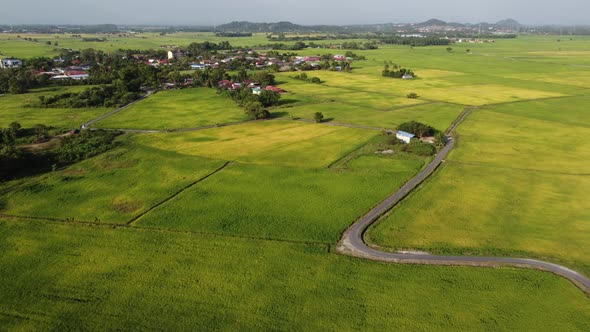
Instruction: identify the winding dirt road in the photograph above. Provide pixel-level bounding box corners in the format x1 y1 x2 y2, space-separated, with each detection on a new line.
337 109 590 297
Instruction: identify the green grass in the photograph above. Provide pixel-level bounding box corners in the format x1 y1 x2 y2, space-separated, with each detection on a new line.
1 219 589 331
0 38 59 58
0 86 111 129
0 141 226 224
136 155 425 243
95 88 248 130
134 120 378 168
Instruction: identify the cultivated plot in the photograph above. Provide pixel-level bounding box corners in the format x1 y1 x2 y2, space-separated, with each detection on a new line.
449 109 590 173
0 143 226 223
134 120 377 168
1 220 589 331
95 88 248 130
136 156 424 243
0 87 111 129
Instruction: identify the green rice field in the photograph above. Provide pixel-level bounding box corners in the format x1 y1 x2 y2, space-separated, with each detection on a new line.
1 33 590 329
95 88 248 130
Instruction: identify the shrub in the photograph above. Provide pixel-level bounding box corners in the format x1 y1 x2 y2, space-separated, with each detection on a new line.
407 92 419 99
314 112 324 123
404 140 436 156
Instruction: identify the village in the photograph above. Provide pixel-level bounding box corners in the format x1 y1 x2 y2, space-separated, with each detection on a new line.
1 46 353 91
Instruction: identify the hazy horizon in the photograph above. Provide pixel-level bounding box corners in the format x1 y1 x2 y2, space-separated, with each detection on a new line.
0 0 588 26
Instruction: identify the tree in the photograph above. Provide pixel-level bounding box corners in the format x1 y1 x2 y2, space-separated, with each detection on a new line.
398 121 438 138
250 71 276 86
258 90 281 107
243 101 269 120
8 77 28 94
434 132 446 148
446 47 453 52
314 112 324 123
8 122 21 137
407 92 419 99
310 77 321 84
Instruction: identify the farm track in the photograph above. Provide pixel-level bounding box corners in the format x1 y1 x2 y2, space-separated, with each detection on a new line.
126 161 232 225
96 118 260 134
82 90 155 128
336 106 590 297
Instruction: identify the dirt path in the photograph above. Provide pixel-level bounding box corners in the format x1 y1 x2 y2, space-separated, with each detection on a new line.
82 90 154 129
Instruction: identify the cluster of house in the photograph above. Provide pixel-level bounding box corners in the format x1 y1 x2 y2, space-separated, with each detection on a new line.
451 38 496 44
37 65 91 80
218 80 287 95
0 57 23 69
0 56 91 80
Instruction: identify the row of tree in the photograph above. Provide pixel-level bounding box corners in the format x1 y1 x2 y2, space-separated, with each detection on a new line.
36 86 142 109
380 36 451 46
223 87 281 120
0 121 121 180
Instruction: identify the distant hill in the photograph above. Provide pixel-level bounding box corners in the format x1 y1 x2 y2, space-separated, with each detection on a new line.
417 19 447 27
496 19 521 27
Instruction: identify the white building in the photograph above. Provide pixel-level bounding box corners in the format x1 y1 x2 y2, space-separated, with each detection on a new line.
1 58 23 69
396 131 415 144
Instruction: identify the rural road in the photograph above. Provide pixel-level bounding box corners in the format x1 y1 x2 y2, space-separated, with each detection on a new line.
337 109 590 297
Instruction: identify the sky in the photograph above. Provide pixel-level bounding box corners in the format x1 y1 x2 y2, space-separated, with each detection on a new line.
0 0 587 26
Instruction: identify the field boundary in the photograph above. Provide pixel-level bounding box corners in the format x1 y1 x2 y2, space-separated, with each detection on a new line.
82 90 155 128
126 161 232 225
0 213 331 247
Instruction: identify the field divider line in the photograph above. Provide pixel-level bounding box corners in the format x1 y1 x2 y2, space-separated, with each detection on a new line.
82 90 154 128
478 94 578 108
0 213 99 225
445 160 590 176
0 213 331 248
126 161 232 225
336 107 590 298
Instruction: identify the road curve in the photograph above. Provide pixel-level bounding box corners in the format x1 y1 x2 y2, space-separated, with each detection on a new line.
337 109 590 297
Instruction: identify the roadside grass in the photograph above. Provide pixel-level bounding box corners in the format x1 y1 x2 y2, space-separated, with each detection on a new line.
134 120 378 168
0 142 226 223
0 86 110 129
1 220 589 331
136 155 425 243
95 88 248 130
